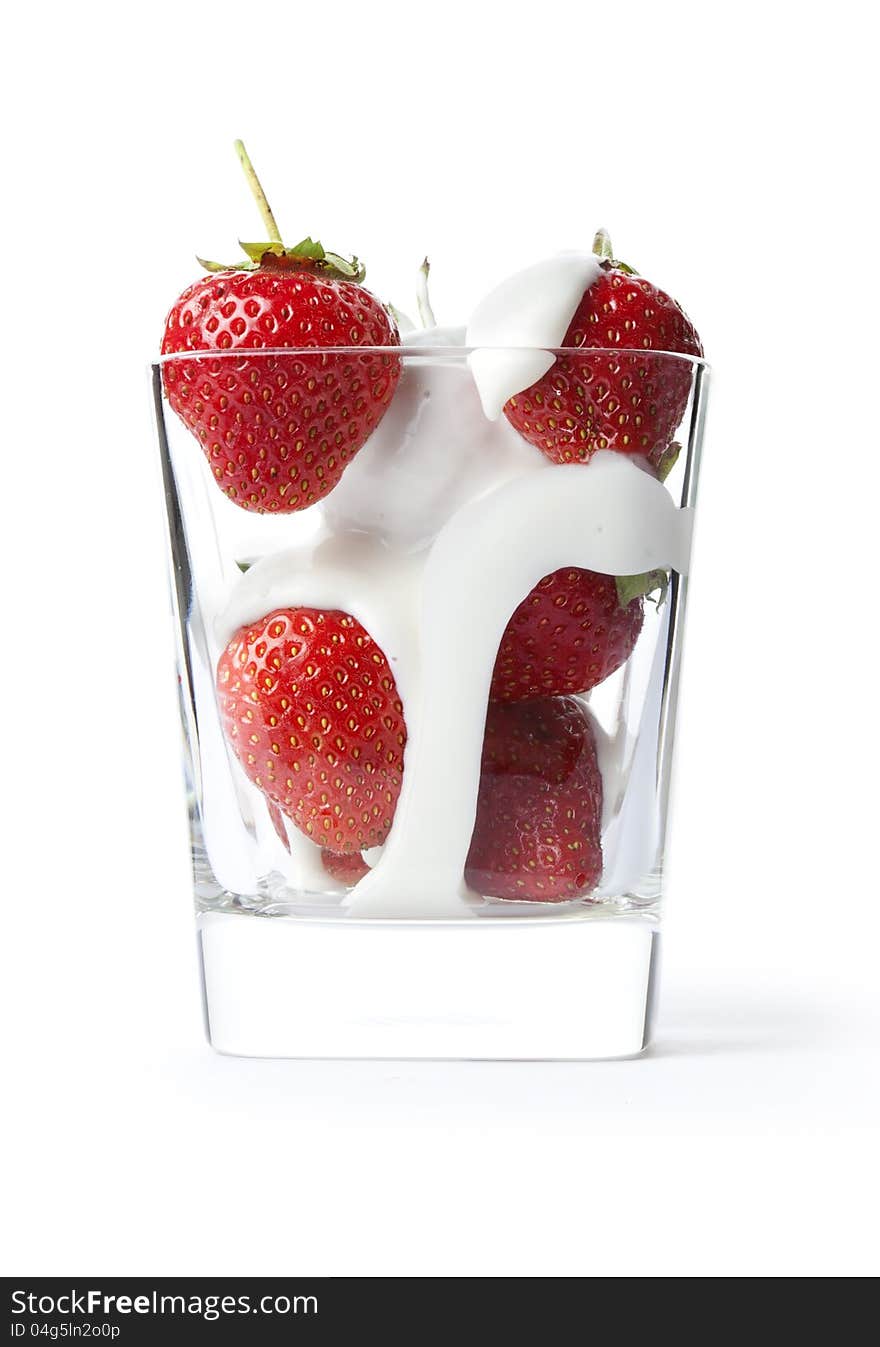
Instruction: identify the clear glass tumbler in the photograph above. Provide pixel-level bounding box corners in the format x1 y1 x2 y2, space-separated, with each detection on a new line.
153 344 708 1058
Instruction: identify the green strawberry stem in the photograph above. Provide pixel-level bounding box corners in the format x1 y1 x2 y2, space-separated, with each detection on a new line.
196 142 366 282
592 225 636 276
234 139 282 243
417 258 436 328
592 227 614 260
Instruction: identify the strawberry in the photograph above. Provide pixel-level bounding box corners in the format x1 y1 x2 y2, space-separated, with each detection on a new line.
465 698 603 902
504 230 702 467
161 141 400 513
322 849 370 887
490 567 644 702
216 607 406 853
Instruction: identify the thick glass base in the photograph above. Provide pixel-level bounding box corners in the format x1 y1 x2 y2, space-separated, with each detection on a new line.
198 912 658 1059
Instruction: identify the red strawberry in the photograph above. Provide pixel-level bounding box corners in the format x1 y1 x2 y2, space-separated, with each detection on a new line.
505 231 702 467
490 567 644 702
161 141 400 514
465 698 603 902
216 607 406 853
322 849 370 887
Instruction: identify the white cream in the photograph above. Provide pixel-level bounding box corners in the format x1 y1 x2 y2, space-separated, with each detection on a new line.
323 334 544 551
465 253 602 419
254 793 334 895
406 324 467 348
215 533 425 704
345 451 693 917
210 445 693 918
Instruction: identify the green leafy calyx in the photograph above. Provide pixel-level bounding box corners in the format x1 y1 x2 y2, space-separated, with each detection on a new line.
197 142 366 282
198 237 366 282
616 569 669 609
592 227 637 276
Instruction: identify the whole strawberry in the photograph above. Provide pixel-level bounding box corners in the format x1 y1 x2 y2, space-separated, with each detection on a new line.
216 607 406 853
505 230 702 467
162 141 400 513
490 567 644 702
465 698 603 902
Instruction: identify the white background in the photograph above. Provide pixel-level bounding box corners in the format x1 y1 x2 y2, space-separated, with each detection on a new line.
2 0 878 1278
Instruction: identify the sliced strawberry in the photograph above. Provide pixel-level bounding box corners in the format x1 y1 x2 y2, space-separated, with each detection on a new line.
216 608 406 853
465 698 603 902
490 567 643 701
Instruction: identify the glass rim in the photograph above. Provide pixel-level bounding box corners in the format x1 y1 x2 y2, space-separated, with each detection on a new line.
155 345 710 369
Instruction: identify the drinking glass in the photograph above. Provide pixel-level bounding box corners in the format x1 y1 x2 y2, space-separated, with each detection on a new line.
153 345 709 1057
